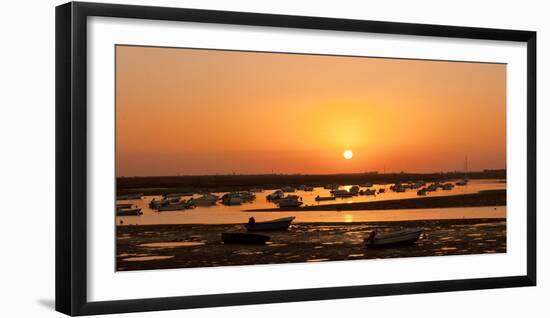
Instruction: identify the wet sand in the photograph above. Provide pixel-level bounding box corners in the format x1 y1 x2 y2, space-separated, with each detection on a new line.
117 218 506 271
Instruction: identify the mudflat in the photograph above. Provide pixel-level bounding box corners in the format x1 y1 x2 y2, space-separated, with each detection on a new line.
117 218 506 271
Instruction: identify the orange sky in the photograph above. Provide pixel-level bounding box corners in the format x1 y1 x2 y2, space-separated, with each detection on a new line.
116 45 506 177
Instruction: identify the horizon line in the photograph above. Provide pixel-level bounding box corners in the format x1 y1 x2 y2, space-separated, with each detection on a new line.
116 169 506 178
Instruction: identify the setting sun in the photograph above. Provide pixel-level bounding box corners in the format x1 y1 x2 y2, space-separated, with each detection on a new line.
343 150 353 160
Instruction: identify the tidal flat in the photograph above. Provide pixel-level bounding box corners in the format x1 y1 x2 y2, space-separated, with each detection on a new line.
116 218 506 271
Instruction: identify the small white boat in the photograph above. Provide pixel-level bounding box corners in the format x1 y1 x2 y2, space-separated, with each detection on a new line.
365 228 423 247
116 207 142 216
315 195 336 201
245 216 295 232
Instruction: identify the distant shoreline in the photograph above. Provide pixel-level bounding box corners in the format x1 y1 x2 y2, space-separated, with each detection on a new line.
116 171 506 195
246 189 506 212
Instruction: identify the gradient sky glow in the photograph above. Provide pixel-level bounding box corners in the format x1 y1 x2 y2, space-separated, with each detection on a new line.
116 45 506 177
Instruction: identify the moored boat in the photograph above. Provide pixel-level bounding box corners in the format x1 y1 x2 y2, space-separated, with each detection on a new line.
266 190 285 201
221 232 270 245
189 194 218 206
116 203 133 209
157 202 194 211
245 216 295 232
277 195 303 207
315 195 336 201
330 189 353 198
116 207 142 216
365 228 423 247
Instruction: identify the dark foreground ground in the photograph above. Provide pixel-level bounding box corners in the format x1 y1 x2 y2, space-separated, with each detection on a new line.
117 218 506 271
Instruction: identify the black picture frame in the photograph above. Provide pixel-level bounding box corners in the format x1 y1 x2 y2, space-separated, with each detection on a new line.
55 1 537 316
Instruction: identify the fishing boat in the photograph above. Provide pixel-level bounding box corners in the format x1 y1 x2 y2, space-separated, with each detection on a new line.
116 207 142 216
221 192 255 205
365 228 423 247
277 195 303 207
331 189 353 198
266 190 285 201
363 188 376 196
116 193 143 200
221 194 243 206
417 188 428 196
157 202 194 211
116 203 133 209
221 232 270 244
149 198 169 209
189 194 218 206
245 216 295 232
315 195 336 201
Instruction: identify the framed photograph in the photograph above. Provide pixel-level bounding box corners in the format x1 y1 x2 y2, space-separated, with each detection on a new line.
55 1 536 316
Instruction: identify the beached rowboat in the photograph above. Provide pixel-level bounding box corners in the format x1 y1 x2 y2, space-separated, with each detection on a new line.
221 232 270 244
245 216 295 232
365 228 423 247
116 207 142 216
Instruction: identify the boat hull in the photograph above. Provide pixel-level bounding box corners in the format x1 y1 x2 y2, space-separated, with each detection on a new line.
366 228 423 248
116 208 142 216
245 217 295 232
222 232 270 245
